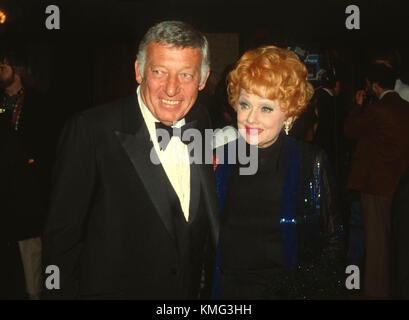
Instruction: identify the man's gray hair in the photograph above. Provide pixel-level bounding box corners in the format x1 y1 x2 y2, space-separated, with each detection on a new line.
137 20 210 86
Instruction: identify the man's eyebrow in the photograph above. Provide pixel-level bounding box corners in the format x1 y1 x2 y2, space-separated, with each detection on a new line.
180 66 197 71
150 64 197 72
149 64 166 68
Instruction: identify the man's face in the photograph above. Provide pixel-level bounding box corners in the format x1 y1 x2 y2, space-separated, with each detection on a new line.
0 60 15 90
135 42 209 126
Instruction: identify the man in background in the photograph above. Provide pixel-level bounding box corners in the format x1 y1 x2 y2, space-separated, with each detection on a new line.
345 64 409 299
0 47 47 299
313 70 342 169
372 50 409 103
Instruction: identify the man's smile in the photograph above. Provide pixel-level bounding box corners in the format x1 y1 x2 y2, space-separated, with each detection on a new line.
161 99 182 105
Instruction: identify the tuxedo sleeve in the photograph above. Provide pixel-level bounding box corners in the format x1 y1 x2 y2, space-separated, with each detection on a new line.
42 114 96 299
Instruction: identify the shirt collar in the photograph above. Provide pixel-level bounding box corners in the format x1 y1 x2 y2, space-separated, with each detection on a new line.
322 88 334 97
379 89 395 100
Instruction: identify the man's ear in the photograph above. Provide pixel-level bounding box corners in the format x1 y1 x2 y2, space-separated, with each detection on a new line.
134 60 143 84
198 71 210 91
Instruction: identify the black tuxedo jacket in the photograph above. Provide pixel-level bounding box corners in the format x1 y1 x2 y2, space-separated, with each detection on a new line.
42 94 219 299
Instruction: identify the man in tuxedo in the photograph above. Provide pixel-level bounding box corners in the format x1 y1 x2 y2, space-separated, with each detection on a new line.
42 21 219 299
345 64 409 299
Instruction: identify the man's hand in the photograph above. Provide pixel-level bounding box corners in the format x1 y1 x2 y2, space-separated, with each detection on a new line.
355 90 366 106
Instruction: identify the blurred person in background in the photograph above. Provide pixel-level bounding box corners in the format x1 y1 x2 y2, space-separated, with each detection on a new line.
345 64 409 299
0 47 48 299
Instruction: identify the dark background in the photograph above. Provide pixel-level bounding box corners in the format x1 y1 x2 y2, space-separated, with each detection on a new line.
1 0 407 301
1 0 409 123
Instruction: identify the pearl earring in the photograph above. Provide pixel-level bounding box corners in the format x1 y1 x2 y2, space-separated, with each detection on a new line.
284 120 290 135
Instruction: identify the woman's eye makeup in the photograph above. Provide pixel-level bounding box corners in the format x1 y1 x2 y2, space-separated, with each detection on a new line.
238 99 275 112
239 101 249 109
261 106 273 112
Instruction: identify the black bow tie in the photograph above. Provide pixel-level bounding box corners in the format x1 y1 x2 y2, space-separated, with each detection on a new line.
155 120 197 151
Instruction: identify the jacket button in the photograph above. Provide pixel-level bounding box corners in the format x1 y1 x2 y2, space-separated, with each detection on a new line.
170 267 178 275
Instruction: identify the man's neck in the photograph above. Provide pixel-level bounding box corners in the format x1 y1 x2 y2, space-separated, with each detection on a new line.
5 79 23 96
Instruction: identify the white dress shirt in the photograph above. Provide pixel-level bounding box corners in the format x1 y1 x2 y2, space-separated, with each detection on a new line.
137 86 191 221
395 79 409 103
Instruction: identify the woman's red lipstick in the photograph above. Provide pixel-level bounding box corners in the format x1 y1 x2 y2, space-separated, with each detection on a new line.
245 126 263 136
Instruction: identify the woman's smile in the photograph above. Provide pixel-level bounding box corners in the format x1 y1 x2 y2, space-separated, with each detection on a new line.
245 125 264 136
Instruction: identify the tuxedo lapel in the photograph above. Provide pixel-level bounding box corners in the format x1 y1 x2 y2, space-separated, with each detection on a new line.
185 103 219 247
198 164 219 248
187 162 200 223
114 97 176 241
114 98 219 246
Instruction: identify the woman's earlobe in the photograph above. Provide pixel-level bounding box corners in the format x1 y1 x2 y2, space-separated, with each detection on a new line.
284 117 294 135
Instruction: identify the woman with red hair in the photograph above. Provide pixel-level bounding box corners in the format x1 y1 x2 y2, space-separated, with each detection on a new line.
212 46 345 299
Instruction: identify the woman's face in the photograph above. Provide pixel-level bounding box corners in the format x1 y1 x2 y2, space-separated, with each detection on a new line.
236 89 288 148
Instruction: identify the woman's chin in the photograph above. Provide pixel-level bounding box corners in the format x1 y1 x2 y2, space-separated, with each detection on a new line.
246 139 259 146
245 135 261 146
238 129 260 145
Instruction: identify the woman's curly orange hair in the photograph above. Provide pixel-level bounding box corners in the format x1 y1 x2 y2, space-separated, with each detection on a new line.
227 45 314 119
